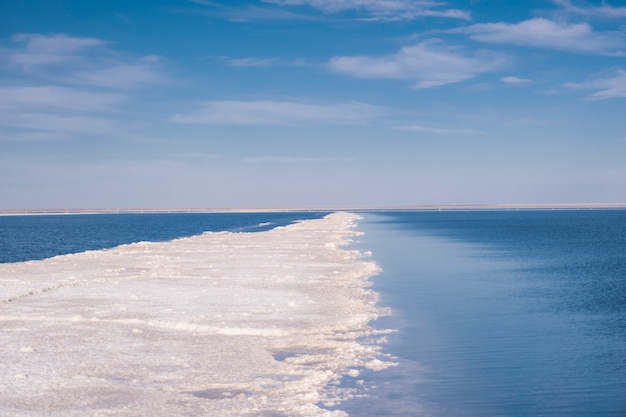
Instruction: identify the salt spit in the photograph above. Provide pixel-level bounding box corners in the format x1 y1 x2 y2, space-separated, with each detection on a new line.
0 212 394 416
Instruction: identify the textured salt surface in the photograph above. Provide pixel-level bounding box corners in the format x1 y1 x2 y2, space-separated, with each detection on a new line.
0 212 394 416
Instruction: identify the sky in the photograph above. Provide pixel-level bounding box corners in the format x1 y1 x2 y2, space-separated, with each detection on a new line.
1 0 625 209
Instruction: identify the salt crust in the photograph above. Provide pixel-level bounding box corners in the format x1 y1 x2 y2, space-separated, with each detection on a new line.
0 212 395 416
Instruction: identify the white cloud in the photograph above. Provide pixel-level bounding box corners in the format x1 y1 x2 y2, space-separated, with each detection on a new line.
328 40 506 88
261 0 471 20
0 86 124 111
171 100 384 125
501 76 533 85
565 69 626 99
457 18 626 55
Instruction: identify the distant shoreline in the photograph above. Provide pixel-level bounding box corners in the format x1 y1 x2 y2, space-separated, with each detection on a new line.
2 203 626 215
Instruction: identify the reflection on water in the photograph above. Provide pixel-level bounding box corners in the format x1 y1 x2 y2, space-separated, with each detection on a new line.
342 211 626 417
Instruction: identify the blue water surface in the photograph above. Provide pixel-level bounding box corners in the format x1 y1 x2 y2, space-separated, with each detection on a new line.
344 210 626 417
0 211 326 264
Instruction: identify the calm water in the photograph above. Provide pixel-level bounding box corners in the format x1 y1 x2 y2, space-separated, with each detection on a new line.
0 211 326 264
344 210 626 417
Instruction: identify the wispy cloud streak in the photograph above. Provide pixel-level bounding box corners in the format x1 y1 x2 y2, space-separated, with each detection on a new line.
223 56 307 67
0 86 124 111
185 0 316 21
552 0 626 19
171 100 384 125
565 69 626 99
0 113 116 134
186 0 469 22
501 76 533 85
73 57 164 89
8 33 108 67
397 124 483 135
262 0 471 21
2 33 165 89
329 40 506 88
243 156 337 163
0 33 165 141
455 18 626 55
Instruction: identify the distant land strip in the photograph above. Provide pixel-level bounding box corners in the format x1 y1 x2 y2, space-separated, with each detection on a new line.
2 203 626 215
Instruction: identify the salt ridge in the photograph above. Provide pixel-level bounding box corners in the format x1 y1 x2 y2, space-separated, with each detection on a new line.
0 212 394 416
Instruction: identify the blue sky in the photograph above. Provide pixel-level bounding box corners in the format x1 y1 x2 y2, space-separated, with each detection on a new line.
1 0 625 208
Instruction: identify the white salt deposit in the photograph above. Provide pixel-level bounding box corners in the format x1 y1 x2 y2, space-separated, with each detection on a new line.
0 212 394 416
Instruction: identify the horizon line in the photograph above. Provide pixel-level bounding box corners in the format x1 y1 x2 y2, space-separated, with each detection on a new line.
2 202 626 215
